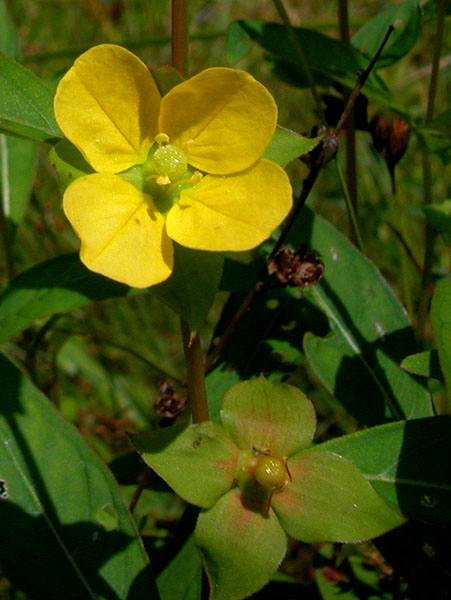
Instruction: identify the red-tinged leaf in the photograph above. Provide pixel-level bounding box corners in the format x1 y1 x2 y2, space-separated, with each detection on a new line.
195 489 287 600
272 449 404 543
134 421 239 509
220 377 316 457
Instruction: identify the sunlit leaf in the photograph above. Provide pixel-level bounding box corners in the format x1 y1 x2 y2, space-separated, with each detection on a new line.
195 490 287 600
319 416 451 527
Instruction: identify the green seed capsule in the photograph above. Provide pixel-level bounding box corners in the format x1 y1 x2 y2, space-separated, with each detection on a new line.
254 455 287 490
153 144 188 181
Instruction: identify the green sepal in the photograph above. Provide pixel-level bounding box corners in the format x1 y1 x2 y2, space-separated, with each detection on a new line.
272 449 405 543
49 139 94 192
134 421 239 509
195 489 287 600
221 377 316 457
150 65 184 96
263 125 321 167
152 243 224 333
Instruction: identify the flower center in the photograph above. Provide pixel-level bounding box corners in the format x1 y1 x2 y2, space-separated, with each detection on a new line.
153 143 188 184
253 455 288 490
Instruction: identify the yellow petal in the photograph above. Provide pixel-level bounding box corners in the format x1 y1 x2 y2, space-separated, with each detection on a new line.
165 159 292 251
63 173 173 288
54 44 160 173
159 68 277 175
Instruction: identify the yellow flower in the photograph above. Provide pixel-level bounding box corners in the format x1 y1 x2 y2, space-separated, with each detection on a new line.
54 44 292 288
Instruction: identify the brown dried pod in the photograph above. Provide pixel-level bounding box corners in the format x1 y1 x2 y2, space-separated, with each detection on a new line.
155 381 187 419
369 114 411 191
268 247 324 289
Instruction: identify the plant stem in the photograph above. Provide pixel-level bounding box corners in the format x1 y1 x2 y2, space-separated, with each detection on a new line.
392 185 415 317
0 134 15 281
416 0 446 344
181 318 208 422
206 165 321 371
272 0 326 124
171 1 208 419
206 27 394 370
337 0 358 241
171 0 188 77
335 160 364 253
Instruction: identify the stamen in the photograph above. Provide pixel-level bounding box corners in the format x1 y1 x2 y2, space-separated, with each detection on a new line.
155 133 170 146
167 171 203 192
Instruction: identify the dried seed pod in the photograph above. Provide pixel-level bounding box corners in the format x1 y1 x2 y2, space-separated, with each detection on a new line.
268 246 324 289
369 114 411 191
155 381 187 419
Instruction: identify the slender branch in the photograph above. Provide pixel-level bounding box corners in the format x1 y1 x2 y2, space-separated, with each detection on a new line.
335 160 364 252
337 0 358 240
272 0 326 124
206 166 321 371
271 166 322 259
386 223 423 278
129 467 152 513
181 318 208 422
171 0 188 77
206 27 394 370
416 0 446 344
334 25 394 135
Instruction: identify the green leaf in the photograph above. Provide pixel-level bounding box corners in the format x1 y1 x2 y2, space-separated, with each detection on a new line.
134 421 239 509
352 1 421 68
195 489 287 600
0 134 36 235
263 125 321 167
152 244 223 333
0 50 61 142
272 450 404 543
0 1 36 238
295 208 432 425
318 416 451 527
0 253 139 344
424 199 451 246
220 377 316 457
431 278 451 399
157 533 202 600
234 19 412 121
49 139 94 191
400 349 443 380
0 352 157 599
